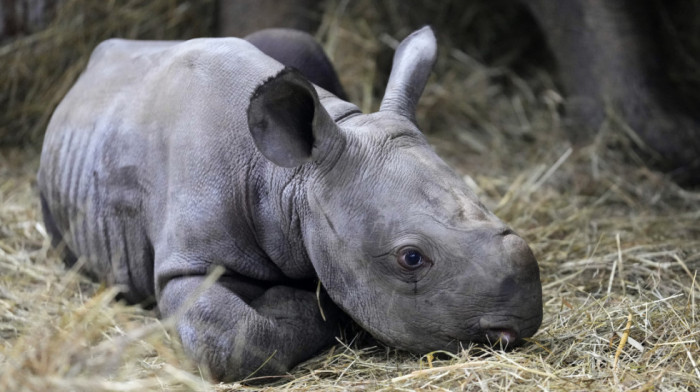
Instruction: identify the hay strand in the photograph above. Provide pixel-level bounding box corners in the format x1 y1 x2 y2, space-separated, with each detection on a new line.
2 0 700 390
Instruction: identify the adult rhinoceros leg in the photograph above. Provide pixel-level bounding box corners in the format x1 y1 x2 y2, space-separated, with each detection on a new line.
217 0 323 38
158 275 340 382
245 28 348 100
524 0 700 185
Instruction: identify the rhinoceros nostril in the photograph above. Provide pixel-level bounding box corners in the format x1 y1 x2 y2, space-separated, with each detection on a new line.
499 276 518 298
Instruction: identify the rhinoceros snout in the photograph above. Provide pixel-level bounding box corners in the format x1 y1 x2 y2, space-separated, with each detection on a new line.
473 230 543 346
498 232 541 300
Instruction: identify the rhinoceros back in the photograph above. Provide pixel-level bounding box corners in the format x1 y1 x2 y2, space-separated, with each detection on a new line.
38 38 286 302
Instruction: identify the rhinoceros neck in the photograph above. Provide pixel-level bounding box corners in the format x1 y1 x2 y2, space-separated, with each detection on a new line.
252 90 358 281
248 160 317 280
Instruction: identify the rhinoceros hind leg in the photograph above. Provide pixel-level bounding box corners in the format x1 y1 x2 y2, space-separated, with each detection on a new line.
40 192 78 267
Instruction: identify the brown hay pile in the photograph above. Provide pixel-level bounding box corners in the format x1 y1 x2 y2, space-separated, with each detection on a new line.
0 0 215 146
2 0 699 390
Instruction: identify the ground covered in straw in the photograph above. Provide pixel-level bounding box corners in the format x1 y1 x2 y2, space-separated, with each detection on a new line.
2 1 699 391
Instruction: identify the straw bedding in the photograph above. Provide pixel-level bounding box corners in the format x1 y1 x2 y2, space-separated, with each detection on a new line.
1 0 698 390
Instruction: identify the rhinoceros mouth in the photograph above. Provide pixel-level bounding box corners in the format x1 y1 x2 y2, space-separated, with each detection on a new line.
438 313 543 349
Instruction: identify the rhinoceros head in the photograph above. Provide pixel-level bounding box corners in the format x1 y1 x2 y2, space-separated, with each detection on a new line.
247 26 542 352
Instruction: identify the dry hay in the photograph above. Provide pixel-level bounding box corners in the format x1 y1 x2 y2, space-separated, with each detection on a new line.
0 0 215 146
2 0 700 391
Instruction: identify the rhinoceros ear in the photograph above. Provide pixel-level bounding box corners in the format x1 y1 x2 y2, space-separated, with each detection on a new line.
379 26 437 122
247 68 340 168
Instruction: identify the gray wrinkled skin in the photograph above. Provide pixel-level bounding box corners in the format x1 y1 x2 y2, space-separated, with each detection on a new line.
38 27 543 382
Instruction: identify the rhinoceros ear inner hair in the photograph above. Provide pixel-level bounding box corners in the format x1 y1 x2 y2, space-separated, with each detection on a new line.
247 67 319 168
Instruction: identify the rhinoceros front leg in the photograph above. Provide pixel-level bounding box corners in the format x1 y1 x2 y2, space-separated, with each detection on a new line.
159 275 340 382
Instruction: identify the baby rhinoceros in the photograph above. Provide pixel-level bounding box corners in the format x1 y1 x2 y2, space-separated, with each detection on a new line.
38 27 543 381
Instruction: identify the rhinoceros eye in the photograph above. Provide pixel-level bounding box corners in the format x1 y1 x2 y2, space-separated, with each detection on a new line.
398 247 429 270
